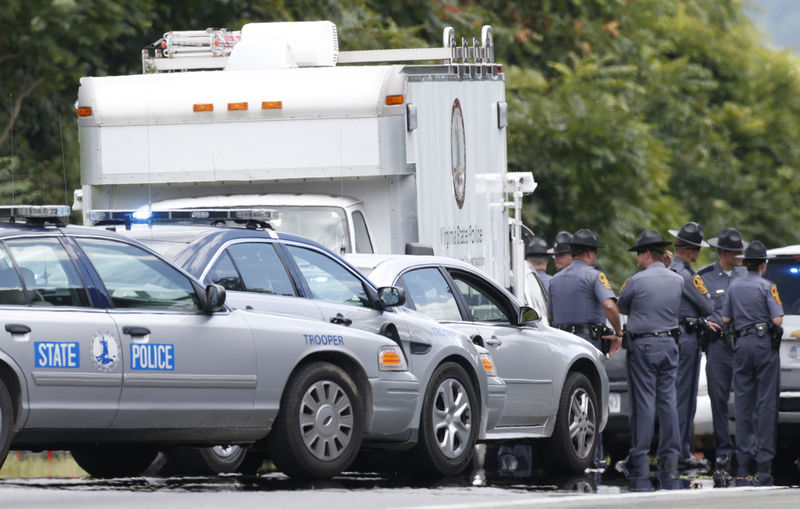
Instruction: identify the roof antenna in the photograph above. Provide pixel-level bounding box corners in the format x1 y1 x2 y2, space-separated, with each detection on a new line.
9 92 14 207
59 114 69 207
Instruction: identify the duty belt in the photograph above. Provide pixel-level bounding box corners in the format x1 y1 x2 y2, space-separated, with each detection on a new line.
630 329 679 340
735 322 768 339
556 323 601 335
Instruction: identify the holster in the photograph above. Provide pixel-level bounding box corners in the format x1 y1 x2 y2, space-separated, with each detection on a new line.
590 325 616 356
622 328 632 351
698 321 720 353
769 324 784 351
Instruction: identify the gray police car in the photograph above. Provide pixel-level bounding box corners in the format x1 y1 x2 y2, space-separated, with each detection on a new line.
347 254 609 474
89 211 504 477
0 206 419 479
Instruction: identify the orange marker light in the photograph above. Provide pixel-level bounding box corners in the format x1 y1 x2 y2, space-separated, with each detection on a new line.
228 102 248 111
262 101 283 110
381 351 402 366
385 95 404 106
481 358 494 372
76 107 92 117
193 103 214 112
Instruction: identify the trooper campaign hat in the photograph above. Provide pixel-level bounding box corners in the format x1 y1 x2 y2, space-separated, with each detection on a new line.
571 228 603 248
708 228 747 252
736 240 773 260
628 230 673 252
525 237 549 258
669 221 709 248
547 231 573 254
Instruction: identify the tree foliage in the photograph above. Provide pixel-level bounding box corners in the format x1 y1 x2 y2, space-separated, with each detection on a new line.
2 0 799 284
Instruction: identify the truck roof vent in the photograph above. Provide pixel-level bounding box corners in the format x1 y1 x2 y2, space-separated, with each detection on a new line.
228 21 338 69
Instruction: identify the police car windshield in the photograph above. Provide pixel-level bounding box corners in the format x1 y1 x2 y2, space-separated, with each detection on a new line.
765 258 800 315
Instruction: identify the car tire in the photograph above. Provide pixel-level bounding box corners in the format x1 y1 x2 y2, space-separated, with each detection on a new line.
71 446 159 478
268 362 363 478
163 445 247 475
0 379 14 469
540 371 598 473
413 362 478 477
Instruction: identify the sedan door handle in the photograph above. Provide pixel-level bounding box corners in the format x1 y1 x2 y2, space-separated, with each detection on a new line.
486 337 502 346
5 324 31 334
330 313 353 326
122 326 151 336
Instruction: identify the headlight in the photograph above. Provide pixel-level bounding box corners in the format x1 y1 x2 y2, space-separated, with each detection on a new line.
378 345 408 371
479 353 497 377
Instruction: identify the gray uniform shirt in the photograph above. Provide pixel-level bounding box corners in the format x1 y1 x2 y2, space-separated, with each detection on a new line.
722 272 784 330
617 261 684 335
697 261 746 325
537 269 552 299
669 257 714 320
548 259 615 325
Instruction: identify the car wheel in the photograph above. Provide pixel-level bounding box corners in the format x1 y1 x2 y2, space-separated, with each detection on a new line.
268 362 363 478
541 371 598 473
413 362 478 477
70 446 159 478
0 379 14 469
163 445 247 475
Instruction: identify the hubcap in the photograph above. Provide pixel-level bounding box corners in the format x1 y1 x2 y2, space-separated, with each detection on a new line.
431 378 472 459
299 380 354 461
567 387 596 459
210 445 241 459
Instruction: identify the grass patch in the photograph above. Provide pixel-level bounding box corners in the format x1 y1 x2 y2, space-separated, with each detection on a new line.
0 451 87 479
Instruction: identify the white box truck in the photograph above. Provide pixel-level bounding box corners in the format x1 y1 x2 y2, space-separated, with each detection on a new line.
75 21 535 293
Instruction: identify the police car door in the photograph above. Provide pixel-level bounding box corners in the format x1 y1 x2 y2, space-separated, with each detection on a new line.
74 236 257 429
0 237 121 428
202 240 324 320
448 269 554 427
280 244 386 334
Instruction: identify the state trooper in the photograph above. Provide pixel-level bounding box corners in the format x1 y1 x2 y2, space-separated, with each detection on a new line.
667 222 715 470
697 228 747 479
525 237 552 298
616 230 684 491
547 231 573 272
722 240 783 486
548 228 622 469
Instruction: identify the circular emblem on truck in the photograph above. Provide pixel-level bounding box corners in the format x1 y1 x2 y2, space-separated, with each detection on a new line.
92 331 120 372
451 98 466 209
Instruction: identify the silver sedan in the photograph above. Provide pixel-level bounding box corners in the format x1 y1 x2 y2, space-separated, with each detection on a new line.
348 254 609 474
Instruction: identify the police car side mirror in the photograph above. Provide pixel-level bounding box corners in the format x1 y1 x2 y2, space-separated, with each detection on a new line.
204 284 226 313
378 286 405 309
518 306 540 325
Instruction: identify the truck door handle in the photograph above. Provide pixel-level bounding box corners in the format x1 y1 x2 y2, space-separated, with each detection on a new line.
486 336 502 346
5 324 31 334
330 313 353 326
122 326 151 336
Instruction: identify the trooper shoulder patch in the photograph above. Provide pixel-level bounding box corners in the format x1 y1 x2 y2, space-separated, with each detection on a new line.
771 285 783 305
598 272 612 290
692 274 708 295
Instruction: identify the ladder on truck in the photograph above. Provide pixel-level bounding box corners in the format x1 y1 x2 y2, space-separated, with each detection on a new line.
142 23 498 74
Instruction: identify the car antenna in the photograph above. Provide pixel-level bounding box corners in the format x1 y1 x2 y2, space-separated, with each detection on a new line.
9 92 14 208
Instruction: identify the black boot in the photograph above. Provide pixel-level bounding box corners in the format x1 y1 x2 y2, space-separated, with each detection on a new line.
712 456 732 488
753 461 774 487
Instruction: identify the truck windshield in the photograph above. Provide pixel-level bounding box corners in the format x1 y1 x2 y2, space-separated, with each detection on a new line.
765 258 800 315
270 206 351 255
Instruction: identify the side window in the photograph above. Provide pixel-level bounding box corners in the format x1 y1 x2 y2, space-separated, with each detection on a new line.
4 238 89 307
352 211 373 254
205 250 244 291
285 245 369 307
0 245 26 305
77 238 199 311
226 243 296 296
451 273 512 324
400 268 462 321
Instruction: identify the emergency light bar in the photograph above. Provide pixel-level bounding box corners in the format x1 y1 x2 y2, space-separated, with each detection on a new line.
88 208 278 225
0 205 71 225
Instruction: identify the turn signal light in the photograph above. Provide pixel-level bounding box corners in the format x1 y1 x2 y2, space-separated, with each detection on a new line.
378 346 408 371
479 353 497 376
76 107 92 117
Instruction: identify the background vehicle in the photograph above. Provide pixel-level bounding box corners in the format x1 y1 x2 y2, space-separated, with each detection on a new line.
347 253 609 474
106 219 505 477
0 206 418 479
74 20 536 299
